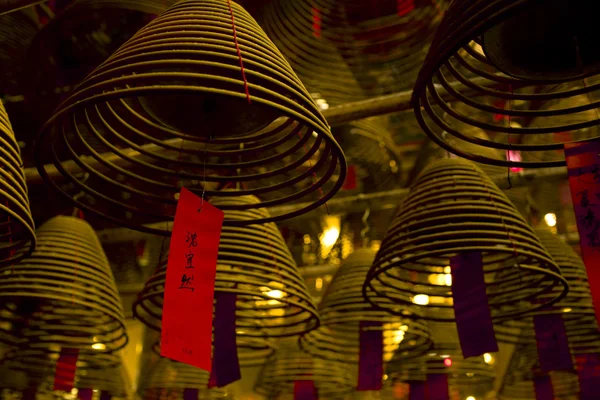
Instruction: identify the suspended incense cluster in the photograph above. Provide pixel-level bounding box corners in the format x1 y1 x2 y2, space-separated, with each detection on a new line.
0 216 128 378
254 343 354 399
260 0 446 98
134 195 319 365
495 227 599 345
35 0 347 235
25 0 177 124
0 9 41 95
387 321 494 400
412 0 600 168
0 100 36 266
363 158 567 321
139 358 232 399
300 249 432 365
498 344 580 400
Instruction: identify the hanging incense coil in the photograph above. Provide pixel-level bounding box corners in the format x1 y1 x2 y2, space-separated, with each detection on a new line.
495 227 599 346
300 249 432 364
387 322 495 397
254 342 354 399
499 344 579 400
134 195 319 364
139 358 232 399
0 216 128 372
0 100 36 267
412 0 600 168
0 9 42 96
363 158 567 321
259 0 445 99
34 0 346 235
335 118 402 191
25 0 177 124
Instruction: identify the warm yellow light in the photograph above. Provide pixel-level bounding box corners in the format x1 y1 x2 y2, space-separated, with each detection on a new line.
320 226 340 247
315 278 323 291
392 329 405 344
92 343 106 350
71 389 78 395
412 294 430 305
440 354 450 359
563 307 572 313
466 396 476 400
445 274 452 286
544 213 557 227
303 234 311 244
266 290 283 299
484 353 493 364
383 374 388 381
400 325 408 332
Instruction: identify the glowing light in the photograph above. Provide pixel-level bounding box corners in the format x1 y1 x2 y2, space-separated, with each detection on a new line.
315 98 329 110
91 343 106 350
383 374 388 381
484 353 493 364
266 290 283 299
320 226 340 247
466 396 476 400
466 373 474 377
71 389 78 395
93 390 98 393
303 234 311 244
563 307 572 313
392 329 405 344
412 294 430 305
445 273 452 286
428 353 437 357
544 213 557 227
315 278 323 291
441 354 450 359
444 358 452 367
400 325 408 332
507 150 523 172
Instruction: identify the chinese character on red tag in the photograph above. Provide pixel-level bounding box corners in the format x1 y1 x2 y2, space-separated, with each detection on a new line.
160 187 224 371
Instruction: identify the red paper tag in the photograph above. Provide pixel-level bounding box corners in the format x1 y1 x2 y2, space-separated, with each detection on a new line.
342 165 357 191
53 348 79 391
160 187 224 371
564 141 600 324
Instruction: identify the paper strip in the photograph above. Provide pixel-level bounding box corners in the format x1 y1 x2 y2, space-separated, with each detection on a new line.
78 388 93 400
53 348 79 391
294 380 317 400
161 187 224 371
533 374 554 400
426 374 449 400
565 140 600 324
576 353 600 400
450 251 498 358
533 314 573 372
183 388 198 400
208 292 241 387
357 320 384 390
408 381 426 400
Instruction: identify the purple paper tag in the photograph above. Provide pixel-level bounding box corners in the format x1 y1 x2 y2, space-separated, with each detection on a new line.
450 252 498 358
533 314 573 372
100 392 111 400
357 320 384 390
183 388 198 400
22 388 37 400
208 292 241 388
533 374 554 399
408 381 426 400
576 353 600 400
426 374 449 400
78 389 93 400
294 380 317 400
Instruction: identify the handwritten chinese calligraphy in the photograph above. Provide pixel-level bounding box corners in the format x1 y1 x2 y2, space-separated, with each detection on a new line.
565 140 600 325
161 187 224 371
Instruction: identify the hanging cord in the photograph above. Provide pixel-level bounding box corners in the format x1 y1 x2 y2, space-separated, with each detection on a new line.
360 200 371 248
71 172 90 218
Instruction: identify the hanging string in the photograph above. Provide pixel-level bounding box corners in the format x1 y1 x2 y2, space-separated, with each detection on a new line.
227 0 252 104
